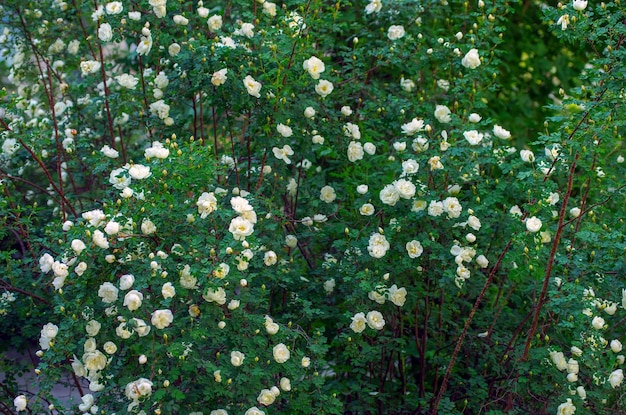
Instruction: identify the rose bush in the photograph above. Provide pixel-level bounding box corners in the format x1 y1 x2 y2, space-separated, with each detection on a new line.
0 0 624 414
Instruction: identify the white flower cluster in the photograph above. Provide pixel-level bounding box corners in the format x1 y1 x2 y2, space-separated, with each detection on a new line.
350 310 386 332
228 196 257 241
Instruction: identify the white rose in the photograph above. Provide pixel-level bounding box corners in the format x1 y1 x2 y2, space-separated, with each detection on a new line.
388 285 407 307
203 287 226 305
520 149 535 162
591 315 605 330
304 106 316 118
168 43 181 56
132 318 151 337
208 15 223 31
151 309 174 329
71 239 86 255
366 310 385 330
611 339 623 353
363 142 376 155
82 350 107 371
400 77 415 91
98 282 119 303
116 322 133 339
75 262 88 276
93 230 110 249
141 219 157 235
394 179 416 199
359 203 375 216
128 164 151 179
368 289 386 304
263 251 277 266
493 125 511 139
173 14 189 25
347 141 364 162
401 118 424 135
273 343 291 363
257 389 276 406
276 123 293 137
119 274 134 290
245 407 265 415
320 185 337 203
231 350 245 366
263 1 277 16
123 290 144 311
161 282 176 299
103 341 117 354
434 105 451 123
469 113 482 123
525 216 542 233
406 240 423 258
243 75 262 98
387 25 405 40
476 255 489 268
442 196 462 219
238 22 255 38
302 56 325 79
85 320 101 337
379 184 400 206
104 221 121 235
14 395 27 412
280 377 291 391
350 312 367 333
367 233 390 258
609 369 624 388
315 79 334 98
52 261 69 278
463 130 484 145
210 69 229 88
461 48 481 69
229 217 254 240
98 23 113 42
285 234 298 248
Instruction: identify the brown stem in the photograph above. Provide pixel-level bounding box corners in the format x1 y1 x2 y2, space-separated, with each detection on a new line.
521 154 578 361
431 239 513 414
0 280 50 305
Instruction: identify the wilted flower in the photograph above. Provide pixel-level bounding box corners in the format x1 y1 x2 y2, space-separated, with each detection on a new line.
211 68 228 86
557 14 570 30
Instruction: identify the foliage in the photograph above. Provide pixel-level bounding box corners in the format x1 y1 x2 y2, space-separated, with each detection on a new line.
0 0 624 414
